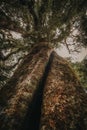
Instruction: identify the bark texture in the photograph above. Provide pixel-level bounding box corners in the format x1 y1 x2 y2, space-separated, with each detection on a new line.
40 52 87 130
0 44 87 130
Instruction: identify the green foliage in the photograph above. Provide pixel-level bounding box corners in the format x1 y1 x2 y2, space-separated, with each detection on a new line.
0 0 87 45
72 57 87 90
0 0 87 87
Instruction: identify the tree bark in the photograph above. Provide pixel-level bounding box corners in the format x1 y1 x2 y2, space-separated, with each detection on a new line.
40 52 87 130
0 44 86 130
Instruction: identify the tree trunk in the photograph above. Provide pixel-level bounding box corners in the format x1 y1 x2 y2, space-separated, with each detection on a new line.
0 44 87 130
39 52 87 130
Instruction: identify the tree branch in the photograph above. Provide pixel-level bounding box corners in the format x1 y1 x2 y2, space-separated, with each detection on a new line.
1 57 22 71
0 9 25 34
0 49 21 61
64 39 71 54
30 1 39 29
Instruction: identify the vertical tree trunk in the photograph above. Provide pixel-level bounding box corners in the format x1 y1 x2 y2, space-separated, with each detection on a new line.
0 44 52 130
0 44 86 130
40 52 87 130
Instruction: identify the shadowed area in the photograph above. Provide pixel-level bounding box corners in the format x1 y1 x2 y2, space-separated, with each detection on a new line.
22 52 54 130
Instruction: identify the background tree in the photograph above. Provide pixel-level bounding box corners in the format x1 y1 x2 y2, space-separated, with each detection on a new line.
0 0 87 87
72 55 87 90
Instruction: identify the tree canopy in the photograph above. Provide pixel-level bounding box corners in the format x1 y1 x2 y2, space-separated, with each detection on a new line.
0 0 87 45
0 0 87 87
